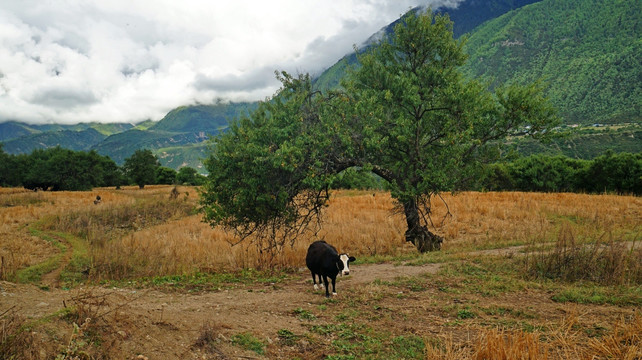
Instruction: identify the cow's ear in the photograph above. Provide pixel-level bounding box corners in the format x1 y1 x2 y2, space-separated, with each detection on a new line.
349 256 356 262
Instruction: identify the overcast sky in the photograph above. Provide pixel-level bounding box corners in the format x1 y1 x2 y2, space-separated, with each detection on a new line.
0 1 462 125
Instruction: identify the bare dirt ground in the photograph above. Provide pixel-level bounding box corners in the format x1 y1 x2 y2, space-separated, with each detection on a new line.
1 261 443 359
2 251 639 359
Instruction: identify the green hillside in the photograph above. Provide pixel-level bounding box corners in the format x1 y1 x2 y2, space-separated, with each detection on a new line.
2 128 107 154
92 102 254 166
509 124 642 158
463 0 641 124
151 102 255 133
313 0 542 91
155 142 210 172
0 121 39 142
91 130 199 164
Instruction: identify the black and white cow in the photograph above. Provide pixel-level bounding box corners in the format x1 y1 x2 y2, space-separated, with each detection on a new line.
305 240 356 297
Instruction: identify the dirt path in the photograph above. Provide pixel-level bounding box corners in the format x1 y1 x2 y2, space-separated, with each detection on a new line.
1 261 444 359
3 242 639 359
39 233 73 288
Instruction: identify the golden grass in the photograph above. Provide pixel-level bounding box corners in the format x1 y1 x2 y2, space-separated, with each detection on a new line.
424 313 642 360
1 187 640 280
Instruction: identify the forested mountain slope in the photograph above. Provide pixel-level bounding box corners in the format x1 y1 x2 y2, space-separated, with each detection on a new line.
2 128 107 154
313 0 541 91
463 0 640 124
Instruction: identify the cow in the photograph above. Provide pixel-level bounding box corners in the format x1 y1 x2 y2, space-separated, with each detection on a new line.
305 240 356 297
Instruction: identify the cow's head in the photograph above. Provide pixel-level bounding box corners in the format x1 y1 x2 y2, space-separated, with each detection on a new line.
338 254 356 276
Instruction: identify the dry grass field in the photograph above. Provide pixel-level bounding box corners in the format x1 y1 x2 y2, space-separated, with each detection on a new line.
1 186 640 359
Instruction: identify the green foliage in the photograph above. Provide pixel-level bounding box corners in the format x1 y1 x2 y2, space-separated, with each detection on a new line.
231 333 265 355
293 308 317 321
123 149 160 189
480 152 642 194
345 10 557 251
200 10 558 254
457 308 478 319
176 166 205 185
200 72 340 256
277 329 300 346
4 147 121 191
463 0 641 124
331 167 383 190
155 166 177 185
551 286 642 306
508 126 642 158
0 144 15 186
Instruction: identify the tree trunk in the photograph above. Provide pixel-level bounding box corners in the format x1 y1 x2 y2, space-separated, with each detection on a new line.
403 199 443 252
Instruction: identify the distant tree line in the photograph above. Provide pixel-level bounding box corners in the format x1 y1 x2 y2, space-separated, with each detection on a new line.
1 144 638 195
331 151 641 196
0 145 205 191
479 151 642 195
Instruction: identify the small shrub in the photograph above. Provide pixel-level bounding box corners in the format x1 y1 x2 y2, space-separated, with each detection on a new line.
293 308 317 321
523 224 642 286
277 329 300 346
0 312 38 360
457 308 477 320
231 332 265 355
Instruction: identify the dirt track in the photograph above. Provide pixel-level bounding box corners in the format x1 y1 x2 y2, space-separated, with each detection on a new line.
1 261 444 359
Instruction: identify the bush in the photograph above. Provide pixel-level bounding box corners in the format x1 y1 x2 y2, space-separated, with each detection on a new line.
479 152 642 195
523 225 642 286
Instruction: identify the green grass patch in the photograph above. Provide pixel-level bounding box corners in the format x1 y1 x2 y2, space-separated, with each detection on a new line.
28 227 66 251
293 308 317 321
551 284 642 306
57 232 90 286
13 228 68 284
437 259 530 297
231 332 265 355
13 253 63 284
457 308 477 319
111 268 291 291
311 322 425 359
391 335 425 359
277 329 300 346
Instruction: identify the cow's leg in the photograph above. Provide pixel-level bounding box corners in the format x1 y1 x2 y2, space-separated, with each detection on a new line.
322 275 330 298
331 276 337 296
311 272 318 290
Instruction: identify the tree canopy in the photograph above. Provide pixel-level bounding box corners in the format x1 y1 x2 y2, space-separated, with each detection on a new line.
123 149 160 189
200 10 559 254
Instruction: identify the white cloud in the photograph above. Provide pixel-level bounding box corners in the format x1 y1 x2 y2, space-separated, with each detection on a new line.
0 0 460 124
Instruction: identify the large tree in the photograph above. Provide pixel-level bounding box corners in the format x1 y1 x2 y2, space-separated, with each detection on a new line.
343 11 558 251
123 149 160 189
200 10 558 254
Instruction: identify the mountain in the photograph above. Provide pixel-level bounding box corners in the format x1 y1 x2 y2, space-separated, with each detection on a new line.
0 121 39 142
91 102 256 166
463 0 641 125
1 128 107 154
313 0 542 91
2 0 639 170
150 103 254 133
314 0 640 127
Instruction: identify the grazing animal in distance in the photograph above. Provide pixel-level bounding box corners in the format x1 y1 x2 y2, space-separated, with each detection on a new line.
306 240 356 297
94 195 101 205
